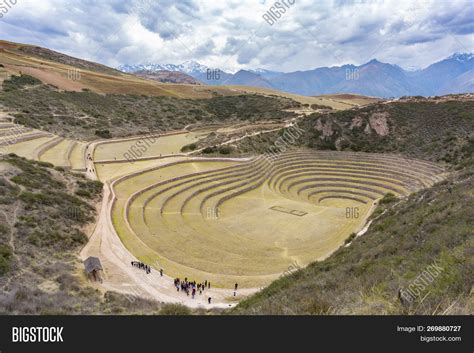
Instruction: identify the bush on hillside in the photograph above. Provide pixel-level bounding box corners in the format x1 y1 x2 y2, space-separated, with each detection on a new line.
3 74 41 91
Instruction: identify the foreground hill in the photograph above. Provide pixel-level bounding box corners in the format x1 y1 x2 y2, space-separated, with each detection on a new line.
0 155 193 315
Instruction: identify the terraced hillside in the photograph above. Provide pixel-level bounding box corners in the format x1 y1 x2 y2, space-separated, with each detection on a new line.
0 120 87 171
111 150 445 288
225 97 473 315
0 112 217 175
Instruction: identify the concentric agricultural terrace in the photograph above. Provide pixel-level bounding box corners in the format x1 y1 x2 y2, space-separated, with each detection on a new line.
111 150 446 288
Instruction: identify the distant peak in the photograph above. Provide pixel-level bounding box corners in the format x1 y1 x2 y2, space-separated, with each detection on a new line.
448 52 474 62
177 61 208 74
251 68 274 73
367 58 382 64
117 61 209 74
235 69 254 75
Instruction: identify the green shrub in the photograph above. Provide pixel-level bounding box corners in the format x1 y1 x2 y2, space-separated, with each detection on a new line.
3 74 41 91
159 303 192 315
379 193 398 205
95 129 112 139
36 161 54 168
203 146 216 154
0 244 13 275
311 104 333 110
344 233 357 245
0 179 20 204
218 145 233 155
75 180 103 199
180 143 197 152
75 189 91 198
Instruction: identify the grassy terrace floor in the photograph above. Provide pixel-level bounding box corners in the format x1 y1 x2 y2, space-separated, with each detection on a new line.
94 131 209 161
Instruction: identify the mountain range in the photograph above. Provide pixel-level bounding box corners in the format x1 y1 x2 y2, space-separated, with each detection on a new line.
118 53 474 98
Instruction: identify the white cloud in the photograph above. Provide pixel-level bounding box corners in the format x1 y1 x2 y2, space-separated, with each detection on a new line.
0 0 472 72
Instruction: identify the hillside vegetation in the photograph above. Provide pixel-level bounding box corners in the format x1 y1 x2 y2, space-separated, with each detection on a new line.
233 96 474 168
0 76 299 140
16 44 123 76
0 154 189 314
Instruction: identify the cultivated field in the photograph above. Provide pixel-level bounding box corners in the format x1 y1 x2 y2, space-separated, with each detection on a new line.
0 121 89 170
110 150 446 288
94 131 209 161
95 156 190 181
69 142 87 170
1 135 55 160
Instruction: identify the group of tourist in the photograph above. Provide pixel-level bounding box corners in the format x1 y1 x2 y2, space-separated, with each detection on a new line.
173 278 212 300
129 262 239 304
131 261 151 274
130 261 164 277
86 153 95 173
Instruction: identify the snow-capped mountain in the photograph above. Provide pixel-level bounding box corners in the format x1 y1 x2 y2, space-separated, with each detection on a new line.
449 52 474 63
118 60 208 76
118 53 473 97
178 60 208 74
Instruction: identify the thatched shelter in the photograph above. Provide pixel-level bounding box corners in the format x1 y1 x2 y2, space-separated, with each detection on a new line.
83 257 103 282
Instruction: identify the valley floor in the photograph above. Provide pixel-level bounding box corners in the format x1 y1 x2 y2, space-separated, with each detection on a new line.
0 111 450 309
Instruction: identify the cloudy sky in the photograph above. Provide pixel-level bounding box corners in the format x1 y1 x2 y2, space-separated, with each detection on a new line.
1 0 473 72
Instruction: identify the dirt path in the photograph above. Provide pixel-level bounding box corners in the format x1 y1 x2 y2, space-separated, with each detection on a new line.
0 202 26 289
1 202 20 262
84 142 97 180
